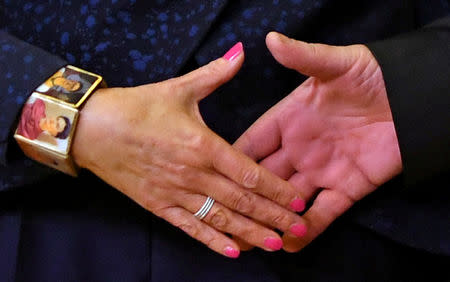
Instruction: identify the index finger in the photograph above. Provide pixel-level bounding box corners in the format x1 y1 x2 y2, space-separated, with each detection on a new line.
211 136 305 213
233 111 281 161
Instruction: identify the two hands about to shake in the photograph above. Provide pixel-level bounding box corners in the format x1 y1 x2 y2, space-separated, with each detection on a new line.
72 32 401 258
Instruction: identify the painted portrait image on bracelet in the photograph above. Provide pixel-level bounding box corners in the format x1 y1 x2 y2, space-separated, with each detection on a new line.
35 65 102 107
15 93 77 155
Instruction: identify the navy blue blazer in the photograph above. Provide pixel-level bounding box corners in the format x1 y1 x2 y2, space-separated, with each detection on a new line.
0 1 449 281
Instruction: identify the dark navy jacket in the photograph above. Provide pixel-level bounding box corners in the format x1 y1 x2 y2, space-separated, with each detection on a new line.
0 1 449 281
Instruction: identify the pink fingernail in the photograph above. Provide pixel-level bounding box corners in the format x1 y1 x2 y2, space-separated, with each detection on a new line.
224 246 240 258
264 237 283 251
223 42 243 61
290 224 307 237
290 198 306 212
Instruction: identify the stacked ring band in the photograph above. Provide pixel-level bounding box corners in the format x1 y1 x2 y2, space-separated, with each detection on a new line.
194 197 215 220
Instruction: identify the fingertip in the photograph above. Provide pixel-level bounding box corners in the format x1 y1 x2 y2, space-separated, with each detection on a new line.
222 41 244 62
263 237 283 251
224 246 241 258
182 42 245 101
289 197 306 213
289 223 308 237
282 234 304 253
283 246 301 253
218 41 245 79
265 32 297 69
265 31 278 43
266 31 282 51
266 31 294 48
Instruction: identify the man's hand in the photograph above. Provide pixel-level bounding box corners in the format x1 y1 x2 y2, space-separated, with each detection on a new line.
72 42 307 258
234 33 402 252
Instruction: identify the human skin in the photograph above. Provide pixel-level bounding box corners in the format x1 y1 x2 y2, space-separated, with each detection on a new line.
234 32 402 252
72 43 308 258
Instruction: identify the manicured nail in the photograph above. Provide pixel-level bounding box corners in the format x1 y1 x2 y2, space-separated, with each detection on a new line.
264 237 283 251
223 42 243 61
290 223 307 237
290 198 306 212
224 246 240 258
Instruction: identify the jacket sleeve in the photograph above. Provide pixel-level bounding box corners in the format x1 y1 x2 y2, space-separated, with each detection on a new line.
0 30 68 191
367 17 450 188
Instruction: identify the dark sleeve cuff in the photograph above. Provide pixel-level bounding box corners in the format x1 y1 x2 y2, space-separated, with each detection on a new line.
0 31 67 162
0 31 67 190
366 17 450 188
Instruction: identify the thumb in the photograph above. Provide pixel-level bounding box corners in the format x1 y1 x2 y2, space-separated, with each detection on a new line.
266 32 358 79
177 42 244 102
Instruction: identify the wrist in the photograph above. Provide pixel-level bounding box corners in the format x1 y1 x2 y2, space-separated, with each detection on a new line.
71 87 108 170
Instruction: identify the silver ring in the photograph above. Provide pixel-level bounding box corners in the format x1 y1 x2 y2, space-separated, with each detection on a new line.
194 197 215 220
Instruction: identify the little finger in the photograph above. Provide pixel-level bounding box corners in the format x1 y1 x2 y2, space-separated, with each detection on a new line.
154 205 242 258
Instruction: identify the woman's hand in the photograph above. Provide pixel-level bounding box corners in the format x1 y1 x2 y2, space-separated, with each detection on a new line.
235 33 403 252
72 43 307 258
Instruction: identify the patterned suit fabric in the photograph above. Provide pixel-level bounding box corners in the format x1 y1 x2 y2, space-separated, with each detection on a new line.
0 1 449 281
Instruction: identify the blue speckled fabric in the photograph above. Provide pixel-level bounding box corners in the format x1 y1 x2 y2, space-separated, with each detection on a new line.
0 1 449 281
1 0 449 190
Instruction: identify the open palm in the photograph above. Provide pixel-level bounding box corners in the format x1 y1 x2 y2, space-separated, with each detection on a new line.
234 32 402 252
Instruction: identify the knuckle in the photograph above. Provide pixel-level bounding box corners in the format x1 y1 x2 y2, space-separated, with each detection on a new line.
353 44 367 60
170 165 205 190
208 208 229 230
241 166 260 188
204 234 220 250
170 163 189 175
270 211 290 229
167 77 193 101
178 223 200 238
152 205 174 219
142 197 154 211
231 191 255 214
269 187 286 205
137 178 167 212
307 43 319 57
166 163 194 185
186 134 208 153
141 192 158 212
157 78 180 98
175 166 198 187
165 77 182 92
205 60 225 78
165 209 200 237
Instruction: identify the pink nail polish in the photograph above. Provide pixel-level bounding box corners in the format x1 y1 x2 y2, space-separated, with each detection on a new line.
224 246 240 258
290 198 306 212
223 42 243 61
290 224 307 237
264 237 283 251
